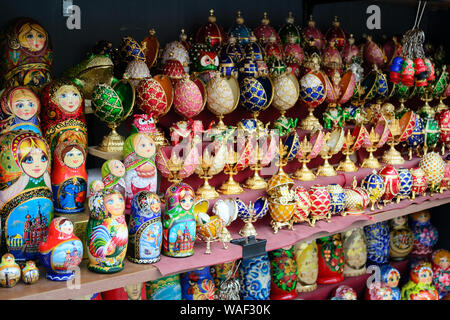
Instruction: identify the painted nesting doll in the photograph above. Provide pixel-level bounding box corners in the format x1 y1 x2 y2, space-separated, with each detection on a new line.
51 141 87 214
127 191 162 264
330 285 357 300
316 234 345 285
411 210 438 256
0 17 53 92
269 246 298 300
240 253 271 300
365 282 394 300
39 217 83 281
102 283 147 300
293 240 318 293
123 133 158 210
0 253 21 288
101 159 126 199
364 221 390 266
431 249 450 298
342 228 367 277
389 215 414 261
162 183 196 258
40 79 87 154
0 86 42 135
86 189 128 273
180 267 215 300
146 274 182 300
401 262 439 300
0 131 53 262
21 260 39 284
380 264 401 300
88 180 104 198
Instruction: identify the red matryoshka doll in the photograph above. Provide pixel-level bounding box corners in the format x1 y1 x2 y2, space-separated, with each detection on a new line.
0 86 42 135
0 131 53 262
162 183 196 258
86 189 128 274
102 283 147 300
316 234 345 285
40 79 87 154
38 217 83 281
101 159 126 199
269 246 298 300
123 133 158 210
431 249 450 298
51 141 87 214
365 282 394 300
401 262 439 300
0 17 53 92
330 285 357 300
379 164 399 205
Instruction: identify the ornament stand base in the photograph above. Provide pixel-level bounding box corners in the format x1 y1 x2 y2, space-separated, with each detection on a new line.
293 162 316 181
296 283 317 293
270 220 295 234
239 219 258 238
343 265 366 277
218 175 244 195
97 128 125 153
196 178 219 200
243 169 267 190
317 156 337 177
382 143 405 165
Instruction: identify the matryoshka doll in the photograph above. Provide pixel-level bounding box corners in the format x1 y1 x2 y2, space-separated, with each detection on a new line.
330 285 357 300
380 264 401 300
162 183 196 258
127 191 162 264
86 189 128 273
0 253 21 288
0 17 53 92
401 262 439 300
21 260 39 284
0 131 53 262
293 240 318 293
51 141 87 214
389 215 414 261
364 222 390 266
431 249 450 298
365 282 394 300
316 234 345 284
180 267 215 300
38 217 83 281
269 246 298 300
101 159 126 199
102 283 147 300
123 133 158 210
0 86 42 135
40 79 87 154
342 228 367 277
410 210 438 257
88 180 104 198
146 274 182 300
239 253 271 300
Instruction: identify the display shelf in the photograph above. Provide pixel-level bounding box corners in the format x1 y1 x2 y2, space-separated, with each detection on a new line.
296 259 410 300
1 191 448 300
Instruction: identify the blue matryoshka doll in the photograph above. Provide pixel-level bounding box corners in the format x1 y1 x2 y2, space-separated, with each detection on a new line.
162 183 196 258
380 264 401 300
364 221 390 266
239 253 271 300
180 267 215 300
127 191 163 264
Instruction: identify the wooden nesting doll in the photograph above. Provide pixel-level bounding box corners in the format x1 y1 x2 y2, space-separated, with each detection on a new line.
0 253 21 288
316 234 345 285
239 253 271 300
0 86 42 135
269 246 298 300
162 183 196 258
101 159 126 199
431 249 450 298
293 240 319 293
364 221 390 266
86 189 128 273
40 79 87 154
342 228 367 277
51 141 87 214
146 274 183 300
102 283 147 300
39 217 83 281
88 180 104 198
21 260 39 284
389 215 414 261
0 17 53 92
380 264 401 300
410 210 438 257
123 133 158 210
180 267 215 300
401 262 439 300
127 191 163 264
0 131 53 262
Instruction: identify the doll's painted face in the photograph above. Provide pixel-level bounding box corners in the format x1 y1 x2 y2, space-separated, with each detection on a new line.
11 89 39 121
419 269 433 285
439 256 449 269
380 287 393 300
180 191 194 211
21 148 49 179
386 271 399 287
60 220 74 235
415 211 430 224
393 216 406 226
63 147 85 169
104 193 125 216
4 254 14 264
149 196 161 213
109 160 125 178
54 85 82 113
18 23 47 52
134 134 155 158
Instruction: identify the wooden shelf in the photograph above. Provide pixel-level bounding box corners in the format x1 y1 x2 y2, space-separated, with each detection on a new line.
0 191 448 300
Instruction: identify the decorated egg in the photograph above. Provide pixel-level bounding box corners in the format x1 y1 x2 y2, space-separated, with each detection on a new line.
293 186 311 224
239 73 272 114
438 109 450 146
411 167 428 199
120 36 145 63
344 183 370 215
327 184 346 216
162 41 190 73
206 72 239 117
173 76 206 119
218 54 238 78
361 171 385 211
195 9 227 48
162 59 186 80
419 152 446 193
229 11 251 45
136 76 173 119
379 165 400 204
423 117 441 149
92 84 125 124
299 73 326 108
279 12 302 44
441 162 450 191
254 12 280 45
406 114 424 150
325 16 346 49
308 185 331 225
244 33 265 62
397 168 413 201
267 170 294 197
220 35 243 64
271 68 300 114
124 60 151 88
302 15 325 50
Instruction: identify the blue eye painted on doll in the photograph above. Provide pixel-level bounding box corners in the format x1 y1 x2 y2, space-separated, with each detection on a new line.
16 103 24 109
27 34 34 39
73 93 79 98
24 156 34 164
28 102 34 108
41 155 48 162
38 34 44 39
107 199 115 205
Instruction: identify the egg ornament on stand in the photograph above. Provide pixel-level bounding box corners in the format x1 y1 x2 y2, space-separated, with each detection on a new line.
124 60 151 88
325 16 346 50
361 170 386 211
173 74 207 121
419 151 446 195
302 15 325 50
379 164 400 206
283 35 305 78
235 197 269 237
298 71 327 131
343 177 370 216
220 34 244 65
396 168 413 202
228 11 252 46
161 39 190 74
212 198 238 243
317 127 345 177
195 9 228 49
254 12 280 45
404 113 425 160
